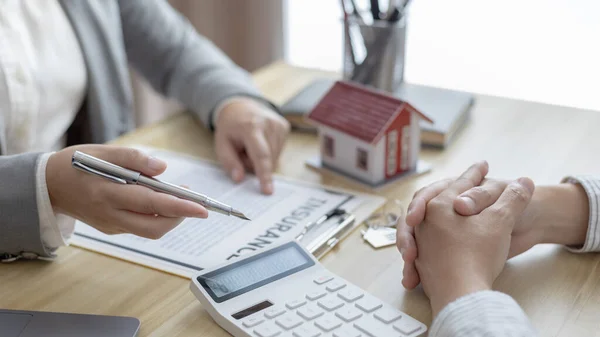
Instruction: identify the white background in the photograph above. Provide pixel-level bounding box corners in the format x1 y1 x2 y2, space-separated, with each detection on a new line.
284 0 600 112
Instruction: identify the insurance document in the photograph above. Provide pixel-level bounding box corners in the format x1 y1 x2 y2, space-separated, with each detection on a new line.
72 147 385 278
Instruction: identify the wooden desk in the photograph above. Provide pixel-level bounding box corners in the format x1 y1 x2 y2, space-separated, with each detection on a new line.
2 62 600 336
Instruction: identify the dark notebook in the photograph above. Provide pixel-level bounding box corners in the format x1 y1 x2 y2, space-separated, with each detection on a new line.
280 78 474 148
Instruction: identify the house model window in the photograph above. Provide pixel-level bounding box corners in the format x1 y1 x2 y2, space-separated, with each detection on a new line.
357 148 368 171
323 135 334 158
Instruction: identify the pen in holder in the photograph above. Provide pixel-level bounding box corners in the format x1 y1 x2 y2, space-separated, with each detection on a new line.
342 15 407 93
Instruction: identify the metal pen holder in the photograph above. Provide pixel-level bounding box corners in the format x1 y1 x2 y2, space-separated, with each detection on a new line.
342 16 407 93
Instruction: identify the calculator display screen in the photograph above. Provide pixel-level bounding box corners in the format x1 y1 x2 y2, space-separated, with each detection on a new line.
198 242 315 303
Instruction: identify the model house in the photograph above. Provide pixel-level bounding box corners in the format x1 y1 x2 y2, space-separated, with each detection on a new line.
306 81 433 186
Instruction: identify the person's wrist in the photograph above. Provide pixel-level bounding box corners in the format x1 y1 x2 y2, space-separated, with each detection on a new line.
527 184 588 247
427 271 492 317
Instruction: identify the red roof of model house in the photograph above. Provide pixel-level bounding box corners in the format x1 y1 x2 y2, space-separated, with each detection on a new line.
306 81 433 144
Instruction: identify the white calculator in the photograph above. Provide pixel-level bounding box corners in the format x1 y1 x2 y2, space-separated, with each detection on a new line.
190 241 427 337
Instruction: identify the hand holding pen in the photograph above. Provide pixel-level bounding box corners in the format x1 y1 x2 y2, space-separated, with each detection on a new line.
46 145 247 240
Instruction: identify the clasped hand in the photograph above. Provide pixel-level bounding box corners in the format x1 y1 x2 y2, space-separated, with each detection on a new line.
396 162 535 316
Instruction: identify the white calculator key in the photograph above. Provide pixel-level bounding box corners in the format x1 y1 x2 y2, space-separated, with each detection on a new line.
292 325 322 337
265 306 287 319
287 299 307 310
314 275 334 285
335 306 363 323
314 314 343 332
306 290 327 301
337 288 364 302
355 297 383 313
353 318 394 337
254 321 282 337
318 296 345 311
243 315 265 328
276 313 304 330
333 327 362 337
297 304 325 320
374 307 403 324
326 280 347 292
393 317 423 335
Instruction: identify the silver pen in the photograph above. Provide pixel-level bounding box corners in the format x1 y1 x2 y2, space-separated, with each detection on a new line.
71 151 250 220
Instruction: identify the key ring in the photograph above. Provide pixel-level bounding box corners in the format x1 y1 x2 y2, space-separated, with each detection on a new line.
364 199 405 230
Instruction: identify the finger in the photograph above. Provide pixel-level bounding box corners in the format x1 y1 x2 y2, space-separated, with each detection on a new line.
215 135 245 183
113 211 186 240
442 161 489 197
484 177 535 225
92 146 167 177
406 179 453 227
396 218 421 289
265 131 281 169
453 179 508 215
244 130 274 195
402 260 421 290
109 185 208 218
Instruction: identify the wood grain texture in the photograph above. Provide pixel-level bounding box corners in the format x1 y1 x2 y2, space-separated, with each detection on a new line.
2 61 600 336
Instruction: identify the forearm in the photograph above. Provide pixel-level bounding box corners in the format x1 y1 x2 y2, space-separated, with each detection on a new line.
526 183 589 247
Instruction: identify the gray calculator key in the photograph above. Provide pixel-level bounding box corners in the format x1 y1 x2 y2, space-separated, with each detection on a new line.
337 288 364 302
314 314 343 332
326 280 347 292
335 306 363 322
254 321 282 337
287 299 307 310
297 304 325 320
393 316 423 335
354 297 383 313
314 275 334 285
265 306 286 319
333 327 362 337
354 318 394 337
292 324 322 337
318 296 345 311
374 307 402 324
243 315 265 328
276 313 304 330
306 290 327 301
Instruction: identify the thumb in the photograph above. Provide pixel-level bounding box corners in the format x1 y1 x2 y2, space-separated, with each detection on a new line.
215 137 245 183
91 146 167 177
486 177 535 225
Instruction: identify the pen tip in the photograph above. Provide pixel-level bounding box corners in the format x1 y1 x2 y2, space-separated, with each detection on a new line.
232 209 251 221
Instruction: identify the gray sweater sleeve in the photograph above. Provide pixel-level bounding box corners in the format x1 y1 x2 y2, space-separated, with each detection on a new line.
118 0 275 129
0 153 53 259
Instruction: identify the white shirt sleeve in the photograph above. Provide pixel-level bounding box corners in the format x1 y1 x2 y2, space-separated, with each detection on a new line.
36 152 76 251
562 175 600 253
430 290 537 337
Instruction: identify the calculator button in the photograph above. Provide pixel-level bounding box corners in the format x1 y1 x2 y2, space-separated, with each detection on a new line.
244 315 265 328
265 307 286 319
337 288 364 302
286 299 307 310
254 321 282 337
292 325 322 337
326 280 346 292
355 297 383 313
314 275 334 285
353 318 393 337
374 307 402 324
318 296 345 311
306 290 327 301
333 328 362 337
276 313 304 330
393 317 423 335
297 304 325 320
314 314 343 332
335 306 363 322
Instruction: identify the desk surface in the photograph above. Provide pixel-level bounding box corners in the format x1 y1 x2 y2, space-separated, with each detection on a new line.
2 62 600 336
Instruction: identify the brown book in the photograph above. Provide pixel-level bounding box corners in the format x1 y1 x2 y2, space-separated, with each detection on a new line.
280 78 474 148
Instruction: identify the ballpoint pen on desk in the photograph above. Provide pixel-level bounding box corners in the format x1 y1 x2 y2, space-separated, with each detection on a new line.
71 151 250 220
295 208 347 242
